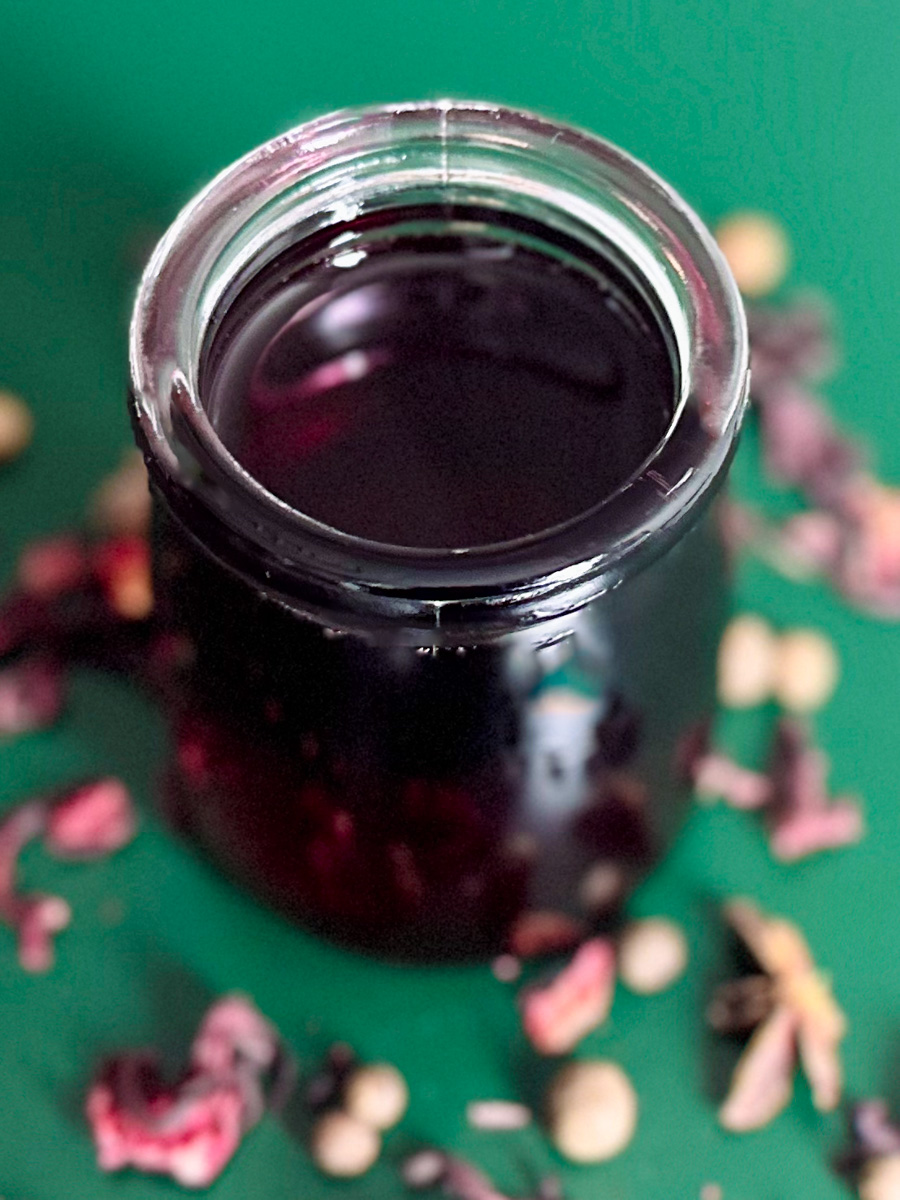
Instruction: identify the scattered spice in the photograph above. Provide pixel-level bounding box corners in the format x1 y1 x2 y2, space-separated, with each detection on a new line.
402 1149 557 1200
858 1155 900 1200
89 449 151 538
710 899 846 1132
714 212 790 298
0 389 34 463
617 917 688 995
690 750 772 811
545 1059 638 1163
766 718 863 862
0 780 137 970
699 1186 724 1200
520 937 616 1055
16 535 89 598
716 614 779 709
92 535 153 621
838 1101 900 1199
87 994 291 1188
772 628 839 714
466 1100 532 1131
306 1042 357 1112
310 1110 381 1178
687 719 862 861
44 778 136 859
0 658 66 736
344 1062 408 1131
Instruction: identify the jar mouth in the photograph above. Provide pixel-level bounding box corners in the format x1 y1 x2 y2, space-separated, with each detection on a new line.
130 99 748 642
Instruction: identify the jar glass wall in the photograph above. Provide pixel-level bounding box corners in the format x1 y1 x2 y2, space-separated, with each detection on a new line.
130 101 748 958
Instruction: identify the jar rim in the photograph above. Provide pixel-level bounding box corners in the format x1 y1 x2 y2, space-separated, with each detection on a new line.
130 99 748 643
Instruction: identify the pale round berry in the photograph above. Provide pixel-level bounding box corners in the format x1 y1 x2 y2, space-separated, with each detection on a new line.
546 1060 638 1163
344 1062 408 1131
310 1111 381 1177
0 389 34 463
618 917 688 995
717 614 779 708
715 212 790 298
773 628 839 713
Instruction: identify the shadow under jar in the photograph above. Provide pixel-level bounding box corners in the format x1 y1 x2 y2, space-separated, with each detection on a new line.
130 101 748 960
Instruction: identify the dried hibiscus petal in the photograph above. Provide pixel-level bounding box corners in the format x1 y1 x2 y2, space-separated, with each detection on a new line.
766 720 863 861
87 995 291 1188
0 781 136 971
521 937 616 1055
44 778 137 859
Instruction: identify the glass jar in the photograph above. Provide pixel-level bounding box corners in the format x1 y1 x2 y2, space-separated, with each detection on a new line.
129 101 748 959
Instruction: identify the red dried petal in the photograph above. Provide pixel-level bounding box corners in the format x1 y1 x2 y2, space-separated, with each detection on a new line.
769 800 864 862
521 937 616 1055
87 1059 247 1188
191 995 281 1077
44 778 137 859
86 996 288 1188
17 536 89 598
91 535 154 620
692 753 773 810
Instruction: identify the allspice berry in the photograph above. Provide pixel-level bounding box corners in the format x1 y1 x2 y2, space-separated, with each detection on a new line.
859 1153 900 1200
618 918 688 995
715 211 790 298
773 628 839 713
310 1111 381 1177
0 389 34 463
344 1062 409 1131
717 614 779 708
546 1060 638 1164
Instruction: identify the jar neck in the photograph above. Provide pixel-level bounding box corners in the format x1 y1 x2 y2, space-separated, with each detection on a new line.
130 100 748 646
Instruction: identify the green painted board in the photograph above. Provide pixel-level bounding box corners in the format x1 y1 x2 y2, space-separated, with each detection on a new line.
2 3 900 1196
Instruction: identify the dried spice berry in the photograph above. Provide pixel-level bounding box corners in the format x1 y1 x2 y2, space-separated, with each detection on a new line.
520 937 616 1055
310 1110 381 1177
772 628 839 714
711 899 846 1132
617 917 688 995
714 212 790 298
344 1062 408 1131
716 614 779 709
0 388 34 463
86 994 292 1188
545 1059 638 1163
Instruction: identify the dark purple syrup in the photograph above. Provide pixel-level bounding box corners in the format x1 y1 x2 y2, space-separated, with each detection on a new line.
202 207 675 548
128 209 720 960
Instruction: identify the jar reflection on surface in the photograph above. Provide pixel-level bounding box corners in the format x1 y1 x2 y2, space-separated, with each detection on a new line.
129 101 748 959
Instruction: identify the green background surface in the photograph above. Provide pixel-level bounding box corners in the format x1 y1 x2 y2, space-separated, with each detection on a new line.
1 2 899 1197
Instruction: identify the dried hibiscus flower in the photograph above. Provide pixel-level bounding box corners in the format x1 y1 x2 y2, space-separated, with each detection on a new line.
87 994 293 1188
685 719 863 862
710 899 846 1132
520 937 616 1055
0 779 136 970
